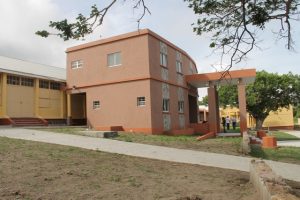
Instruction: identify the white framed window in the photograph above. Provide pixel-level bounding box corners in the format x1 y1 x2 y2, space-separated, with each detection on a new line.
160 53 167 67
160 42 168 67
71 60 83 69
93 101 100 109
162 98 170 112
178 101 184 113
107 52 121 67
137 97 146 106
176 61 183 73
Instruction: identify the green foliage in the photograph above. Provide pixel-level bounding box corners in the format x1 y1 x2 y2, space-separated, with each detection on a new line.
198 96 208 106
217 71 300 129
217 85 238 108
185 0 299 67
247 71 299 123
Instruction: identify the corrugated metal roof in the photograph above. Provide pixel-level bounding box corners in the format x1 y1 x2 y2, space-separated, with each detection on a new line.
0 56 66 82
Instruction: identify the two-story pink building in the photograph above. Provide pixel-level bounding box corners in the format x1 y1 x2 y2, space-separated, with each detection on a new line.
66 29 199 134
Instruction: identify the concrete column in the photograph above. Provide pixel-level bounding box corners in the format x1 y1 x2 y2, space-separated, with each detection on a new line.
67 93 72 125
60 91 65 118
207 83 220 135
1 73 7 117
238 79 247 134
34 78 40 117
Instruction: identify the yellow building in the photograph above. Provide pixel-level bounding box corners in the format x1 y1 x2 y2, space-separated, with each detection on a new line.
0 56 66 126
220 106 294 130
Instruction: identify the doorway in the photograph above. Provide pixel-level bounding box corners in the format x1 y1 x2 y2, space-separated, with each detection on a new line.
71 93 87 125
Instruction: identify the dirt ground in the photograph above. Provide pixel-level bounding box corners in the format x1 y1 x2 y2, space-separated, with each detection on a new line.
0 137 259 200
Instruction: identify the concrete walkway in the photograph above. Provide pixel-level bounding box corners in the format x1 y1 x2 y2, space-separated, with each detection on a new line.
0 128 300 182
277 130 300 147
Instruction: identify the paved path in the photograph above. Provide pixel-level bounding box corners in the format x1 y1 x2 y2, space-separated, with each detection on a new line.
0 128 300 182
277 130 300 147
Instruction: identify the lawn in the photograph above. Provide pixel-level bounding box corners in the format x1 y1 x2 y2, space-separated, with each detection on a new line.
0 137 258 200
269 131 300 141
115 132 243 156
250 145 300 165
29 127 300 164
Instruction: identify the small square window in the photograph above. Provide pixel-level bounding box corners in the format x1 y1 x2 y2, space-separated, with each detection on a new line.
50 82 61 90
39 80 49 89
21 77 34 87
162 98 170 112
7 75 20 85
107 52 121 67
137 97 146 106
93 101 100 109
71 60 83 69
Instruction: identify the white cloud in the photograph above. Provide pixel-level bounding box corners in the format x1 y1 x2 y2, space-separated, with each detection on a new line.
0 0 299 76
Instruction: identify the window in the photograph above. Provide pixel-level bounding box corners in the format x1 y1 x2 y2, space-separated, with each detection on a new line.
7 75 20 85
160 42 168 67
178 101 184 113
107 52 121 67
50 82 61 90
39 80 49 89
176 61 183 73
71 60 83 69
93 101 100 109
137 97 146 106
21 77 34 87
162 98 170 112
160 53 167 67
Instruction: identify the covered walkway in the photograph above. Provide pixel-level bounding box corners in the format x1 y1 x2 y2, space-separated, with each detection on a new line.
186 69 256 135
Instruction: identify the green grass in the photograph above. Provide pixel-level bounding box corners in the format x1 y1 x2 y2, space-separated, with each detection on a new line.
268 131 300 141
250 145 300 165
115 132 243 156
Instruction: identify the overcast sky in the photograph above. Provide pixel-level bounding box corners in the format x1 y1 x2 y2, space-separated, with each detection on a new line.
0 0 299 98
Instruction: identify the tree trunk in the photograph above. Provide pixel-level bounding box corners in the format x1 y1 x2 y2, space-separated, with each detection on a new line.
255 118 265 130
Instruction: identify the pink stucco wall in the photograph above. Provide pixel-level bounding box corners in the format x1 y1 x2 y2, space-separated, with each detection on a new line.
66 29 198 134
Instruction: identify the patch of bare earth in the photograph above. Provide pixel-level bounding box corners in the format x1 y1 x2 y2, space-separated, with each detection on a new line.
0 137 258 200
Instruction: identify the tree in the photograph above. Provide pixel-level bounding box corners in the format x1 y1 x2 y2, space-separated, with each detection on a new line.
217 84 238 108
36 0 300 73
198 96 208 106
216 71 300 129
185 0 300 76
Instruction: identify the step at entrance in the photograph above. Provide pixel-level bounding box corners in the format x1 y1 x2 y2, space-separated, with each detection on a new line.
10 118 48 127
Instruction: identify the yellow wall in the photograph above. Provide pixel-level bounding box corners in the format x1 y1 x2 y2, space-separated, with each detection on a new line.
0 73 66 119
7 85 35 117
220 106 294 128
39 88 66 119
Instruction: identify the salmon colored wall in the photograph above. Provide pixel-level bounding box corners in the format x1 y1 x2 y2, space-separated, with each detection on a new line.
69 80 152 129
66 29 198 134
67 34 150 89
147 35 194 131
